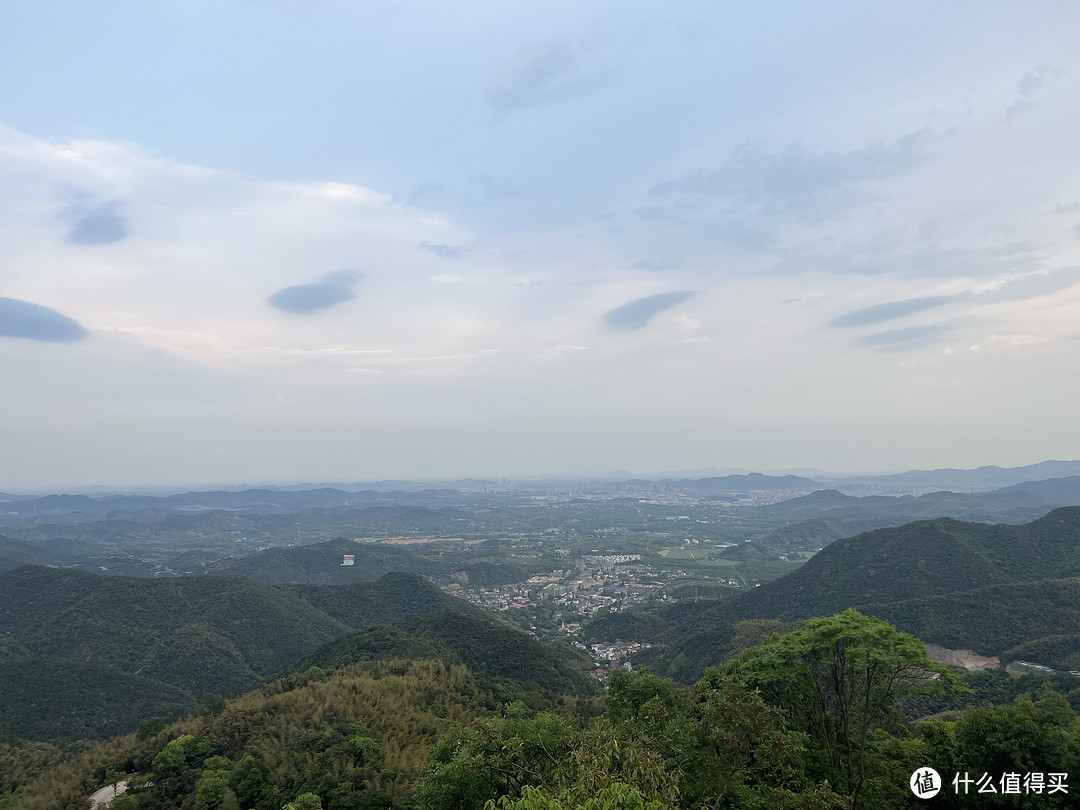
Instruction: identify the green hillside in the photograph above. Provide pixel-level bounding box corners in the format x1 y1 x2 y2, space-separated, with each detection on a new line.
297 612 599 699
627 506 1080 680
288 571 488 627
751 516 902 552
0 656 195 741
0 536 84 575
11 610 1080 810
6 658 501 810
0 566 351 679
866 577 1080 660
581 612 675 644
688 505 1080 621
210 537 443 584
0 567 491 740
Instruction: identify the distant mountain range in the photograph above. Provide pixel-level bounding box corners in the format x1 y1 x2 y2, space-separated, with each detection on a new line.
0 487 477 520
761 480 1076 523
595 461 1080 491
833 460 1080 489
4 462 1080 521
710 476 1080 562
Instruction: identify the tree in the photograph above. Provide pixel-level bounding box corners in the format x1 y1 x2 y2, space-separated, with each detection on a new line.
919 687 1080 809
200 693 226 716
283 793 323 810
606 669 845 809
485 782 674 810
680 671 813 806
136 717 166 741
104 767 125 798
730 609 957 808
150 734 216 801
411 712 576 809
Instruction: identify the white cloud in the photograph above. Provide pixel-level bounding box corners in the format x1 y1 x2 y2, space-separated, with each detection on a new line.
3 24 1080 486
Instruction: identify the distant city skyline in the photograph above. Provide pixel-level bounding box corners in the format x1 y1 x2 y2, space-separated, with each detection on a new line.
1 2 1079 489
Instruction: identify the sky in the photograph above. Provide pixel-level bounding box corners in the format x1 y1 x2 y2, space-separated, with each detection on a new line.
1 1 1079 489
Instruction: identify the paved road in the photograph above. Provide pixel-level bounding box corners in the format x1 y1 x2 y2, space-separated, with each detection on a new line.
89 780 128 809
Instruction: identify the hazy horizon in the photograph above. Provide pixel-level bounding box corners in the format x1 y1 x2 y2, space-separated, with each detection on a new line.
5 458 1080 496
2 2 1079 489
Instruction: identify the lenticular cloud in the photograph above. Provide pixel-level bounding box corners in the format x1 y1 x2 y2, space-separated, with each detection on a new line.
0 298 89 343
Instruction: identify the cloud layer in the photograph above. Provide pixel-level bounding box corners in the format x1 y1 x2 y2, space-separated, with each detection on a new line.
1 1 1079 486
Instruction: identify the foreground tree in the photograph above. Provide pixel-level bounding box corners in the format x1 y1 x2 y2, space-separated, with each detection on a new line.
604 668 846 809
919 686 1080 809
729 609 957 808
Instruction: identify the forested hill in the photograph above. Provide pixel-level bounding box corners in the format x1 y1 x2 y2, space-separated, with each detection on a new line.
11 611 1080 810
208 536 446 584
0 567 487 740
725 505 1080 617
286 572 490 627
0 535 85 574
610 506 1080 680
296 612 599 699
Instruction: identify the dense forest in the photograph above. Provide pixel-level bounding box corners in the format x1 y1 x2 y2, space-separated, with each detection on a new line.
5 610 1080 809
7 507 1080 808
0 569 496 740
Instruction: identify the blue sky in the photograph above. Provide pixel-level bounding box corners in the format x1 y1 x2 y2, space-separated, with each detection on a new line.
1 1 1079 488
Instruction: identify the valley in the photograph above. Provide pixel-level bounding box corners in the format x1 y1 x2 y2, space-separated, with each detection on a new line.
5 464 1080 809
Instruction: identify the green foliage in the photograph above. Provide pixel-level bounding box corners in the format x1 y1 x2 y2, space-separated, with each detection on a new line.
0 739 73 795
729 609 956 808
136 718 166 740
0 567 493 740
905 666 1080 718
919 687 1080 808
580 614 673 645
412 711 578 809
152 734 217 800
1002 633 1080 670
457 561 529 588
297 612 599 700
486 782 675 810
0 656 195 740
289 572 489 627
627 507 1080 680
415 661 844 810
11 603 1080 810
603 668 845 809
727 618 804 656
866 578 1080 656
283 793 323 810
12 659 496 810
194 768 231 810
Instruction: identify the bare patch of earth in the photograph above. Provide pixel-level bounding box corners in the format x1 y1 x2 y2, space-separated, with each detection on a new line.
925 643 999 671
